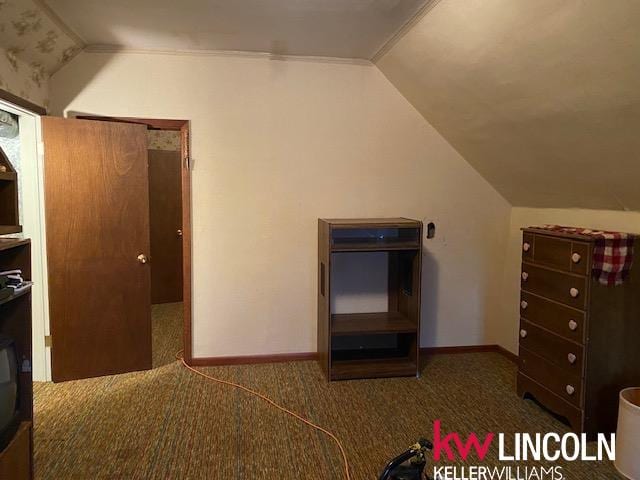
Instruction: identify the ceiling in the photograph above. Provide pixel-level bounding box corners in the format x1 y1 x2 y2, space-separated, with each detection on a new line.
43 0 428 60
0 0 82 74
377 0 640 211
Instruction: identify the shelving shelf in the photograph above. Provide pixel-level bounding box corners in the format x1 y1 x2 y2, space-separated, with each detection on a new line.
331 242 420 252
331 312 417 335
0 238 29 252
0 282 33 307
318 218 423 381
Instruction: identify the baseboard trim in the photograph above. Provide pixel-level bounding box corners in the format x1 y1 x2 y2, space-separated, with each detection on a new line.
188 352 318 367
420 344 518 364
188 345 518 367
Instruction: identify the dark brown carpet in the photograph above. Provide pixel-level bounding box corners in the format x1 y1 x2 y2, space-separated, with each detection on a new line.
151 302 183 369
33 348 621 479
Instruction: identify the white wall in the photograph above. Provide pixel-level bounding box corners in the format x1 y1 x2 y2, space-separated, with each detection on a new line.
49 51 511 358
495 207 640 354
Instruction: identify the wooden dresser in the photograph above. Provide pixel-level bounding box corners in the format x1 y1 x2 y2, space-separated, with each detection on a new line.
517 227 640 437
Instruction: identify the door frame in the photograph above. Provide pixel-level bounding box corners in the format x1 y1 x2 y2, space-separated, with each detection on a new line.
0 99 49 381
78 115 194 363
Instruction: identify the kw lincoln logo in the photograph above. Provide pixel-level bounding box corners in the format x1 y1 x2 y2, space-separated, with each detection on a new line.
429 420 615 480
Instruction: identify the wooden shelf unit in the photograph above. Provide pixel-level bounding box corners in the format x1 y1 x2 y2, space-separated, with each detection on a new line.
0 237 32 479
0 147 21 234
318 218 422 381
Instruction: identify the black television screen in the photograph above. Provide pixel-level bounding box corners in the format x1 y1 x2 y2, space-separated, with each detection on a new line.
0 336 19 451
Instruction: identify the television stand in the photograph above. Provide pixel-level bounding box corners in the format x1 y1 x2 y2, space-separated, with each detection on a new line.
317 218 422 381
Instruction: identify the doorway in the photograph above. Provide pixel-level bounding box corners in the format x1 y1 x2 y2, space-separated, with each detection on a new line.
147 129 184 367
43 116 192 381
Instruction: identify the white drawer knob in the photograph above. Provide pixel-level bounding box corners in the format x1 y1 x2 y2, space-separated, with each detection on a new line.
569 287 579 298
566 385 575 395
521 272 529 281
523 242 531 252
568 320 578 331
567 353 577 364
571 252 581 264
520 300 528 310
520 329 528 338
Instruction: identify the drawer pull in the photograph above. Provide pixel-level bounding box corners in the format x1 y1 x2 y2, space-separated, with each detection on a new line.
523 242 531 252
520 329 528 338
567 353 577 364
521 271 529 281
569 287 580 298
566 385 575 396
571 252 582 264
568 320 578 331
520 300 528 310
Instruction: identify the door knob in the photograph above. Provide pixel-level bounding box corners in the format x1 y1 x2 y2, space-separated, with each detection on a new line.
177 229 183 237
137 254 148 264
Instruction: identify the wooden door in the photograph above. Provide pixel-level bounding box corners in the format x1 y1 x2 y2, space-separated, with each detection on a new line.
43 117 152 382
148 149 183 304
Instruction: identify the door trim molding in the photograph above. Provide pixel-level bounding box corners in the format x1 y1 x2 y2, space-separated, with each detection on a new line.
0 88 47 116
77 115 194 364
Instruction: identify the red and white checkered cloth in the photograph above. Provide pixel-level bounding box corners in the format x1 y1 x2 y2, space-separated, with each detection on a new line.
534 225 635 286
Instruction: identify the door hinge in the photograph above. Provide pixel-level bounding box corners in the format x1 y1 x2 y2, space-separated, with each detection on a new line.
184 156 191 170
45 335 52 348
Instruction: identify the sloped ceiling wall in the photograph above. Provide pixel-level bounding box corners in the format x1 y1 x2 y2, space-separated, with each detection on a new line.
377 0 640 211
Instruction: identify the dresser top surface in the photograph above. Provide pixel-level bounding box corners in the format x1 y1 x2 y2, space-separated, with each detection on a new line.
523 226 639 242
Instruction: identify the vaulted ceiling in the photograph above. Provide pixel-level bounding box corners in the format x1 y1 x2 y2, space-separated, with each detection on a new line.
3 0 639 211
377 0 640 211
43 0 428 60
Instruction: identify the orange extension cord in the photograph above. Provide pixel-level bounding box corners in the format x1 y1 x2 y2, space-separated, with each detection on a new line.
177 352 351 480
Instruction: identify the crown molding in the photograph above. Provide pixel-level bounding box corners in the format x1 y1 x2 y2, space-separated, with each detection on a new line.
83 44 375 66
371 0 443 63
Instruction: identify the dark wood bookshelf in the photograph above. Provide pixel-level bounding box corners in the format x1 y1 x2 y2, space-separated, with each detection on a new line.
0 238 32 478
318 218 422 381
0 146 21 234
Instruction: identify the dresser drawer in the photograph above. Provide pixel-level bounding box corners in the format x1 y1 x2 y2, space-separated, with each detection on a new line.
528 234 590 275
521 263 587 309
519 348 583 407
520 291 586 343
519 320 584 374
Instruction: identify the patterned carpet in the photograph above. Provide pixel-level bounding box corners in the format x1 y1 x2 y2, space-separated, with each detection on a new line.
33 311 621 479
151 302 184 369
